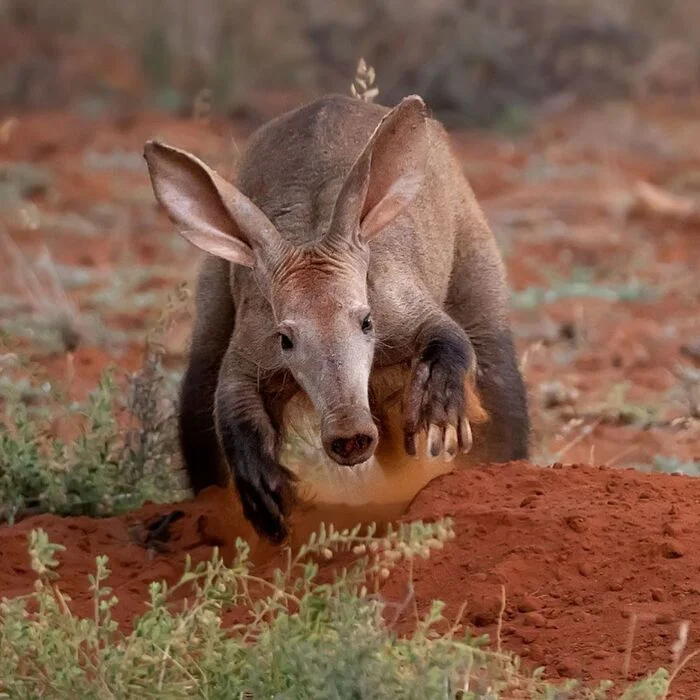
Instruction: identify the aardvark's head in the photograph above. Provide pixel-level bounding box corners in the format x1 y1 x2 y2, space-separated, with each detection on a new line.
144 96 429 466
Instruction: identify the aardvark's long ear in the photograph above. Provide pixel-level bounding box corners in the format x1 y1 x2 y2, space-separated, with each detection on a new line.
144 141 285 268
328 95 429 245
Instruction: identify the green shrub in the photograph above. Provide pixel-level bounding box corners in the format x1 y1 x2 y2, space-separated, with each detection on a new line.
0 345 185 525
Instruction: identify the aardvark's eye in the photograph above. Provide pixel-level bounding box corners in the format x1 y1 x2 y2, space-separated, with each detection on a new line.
280 333 294 351
361 314 373 334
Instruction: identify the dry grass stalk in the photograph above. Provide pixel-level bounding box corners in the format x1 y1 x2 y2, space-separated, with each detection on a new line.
0 117 19 144
351 57 379 103
0 231 81 353
496 584 506 654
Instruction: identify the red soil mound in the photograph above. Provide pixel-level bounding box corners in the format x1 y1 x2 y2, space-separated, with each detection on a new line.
2 462 699 695
386 463 700 694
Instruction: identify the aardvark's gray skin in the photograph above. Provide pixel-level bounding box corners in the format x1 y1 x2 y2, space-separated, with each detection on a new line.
144 94 529 542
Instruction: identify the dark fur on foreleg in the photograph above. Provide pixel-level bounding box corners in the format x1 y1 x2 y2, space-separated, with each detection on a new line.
179 353 230 494
472 328 530 461
214 385 296 543
178 256 236 495
403 318 475 459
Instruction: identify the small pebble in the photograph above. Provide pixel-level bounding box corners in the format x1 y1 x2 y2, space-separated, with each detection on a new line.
524 611 548 628
578 561 594 577
663 522 682 538
565 515 587 533
470 609 497 627
518 595 540 613
651 588 665 602
557 659 582 677
661 539 685 559
519 628 538 644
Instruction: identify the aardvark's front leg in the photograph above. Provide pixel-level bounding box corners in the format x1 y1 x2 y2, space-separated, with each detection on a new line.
403 314 476 461
214 356 294 543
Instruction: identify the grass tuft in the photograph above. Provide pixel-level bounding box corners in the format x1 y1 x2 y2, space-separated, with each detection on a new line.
0 348 185 526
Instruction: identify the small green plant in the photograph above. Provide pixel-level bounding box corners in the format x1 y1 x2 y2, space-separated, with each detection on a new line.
0 277 188 524
645 455 700 476
0 526 670 699
512 267 659 311
0 401 49 524
119 340 182 501
0 354 185 525
561 382 661 428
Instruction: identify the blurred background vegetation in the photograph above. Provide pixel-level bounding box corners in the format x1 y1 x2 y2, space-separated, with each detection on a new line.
1 0 699 127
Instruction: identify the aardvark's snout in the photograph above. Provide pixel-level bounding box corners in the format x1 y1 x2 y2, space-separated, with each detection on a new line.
322 409 378 466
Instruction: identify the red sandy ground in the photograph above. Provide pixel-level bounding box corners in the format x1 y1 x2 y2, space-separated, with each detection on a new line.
1 93 700 695
2 462 700 696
